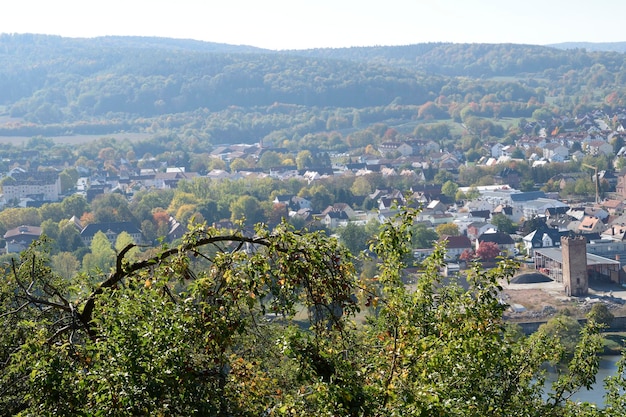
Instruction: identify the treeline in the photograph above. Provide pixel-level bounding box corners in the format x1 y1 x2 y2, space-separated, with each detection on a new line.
1 34 433 120
293 42 626 78
2 34 626 145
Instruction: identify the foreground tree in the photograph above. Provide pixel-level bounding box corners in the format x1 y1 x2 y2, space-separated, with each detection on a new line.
0 211 613 415
0 222 359 415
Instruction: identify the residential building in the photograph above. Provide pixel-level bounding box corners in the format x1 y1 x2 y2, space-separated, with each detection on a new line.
439 235 473 260
578 216 605 234
80 222 144 246
522 225 563 256
1 171 62 202
616 168 626 198
4 225 42 253
378 142 413 157
476 230 515 255
467 222 496 241
542 143 569 162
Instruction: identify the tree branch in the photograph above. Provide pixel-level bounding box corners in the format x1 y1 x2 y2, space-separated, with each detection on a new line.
78 234 272 338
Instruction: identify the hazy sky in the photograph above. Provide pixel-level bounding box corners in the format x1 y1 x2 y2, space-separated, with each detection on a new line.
3 0 626 50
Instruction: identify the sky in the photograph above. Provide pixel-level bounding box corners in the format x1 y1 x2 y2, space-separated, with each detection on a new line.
2 0 626 50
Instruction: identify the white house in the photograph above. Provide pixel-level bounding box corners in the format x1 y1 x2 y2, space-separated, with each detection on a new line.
491 143 505 158
542 143 569 162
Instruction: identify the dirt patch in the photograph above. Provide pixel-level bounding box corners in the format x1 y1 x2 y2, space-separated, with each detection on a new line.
501 287 576 321
501 284 626 322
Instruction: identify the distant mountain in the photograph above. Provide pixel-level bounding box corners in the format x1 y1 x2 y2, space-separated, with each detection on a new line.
284 43 573 77
84 35 270 54
287 43 625 77
0 33 435 122
547 42 626 53
1 33 626 138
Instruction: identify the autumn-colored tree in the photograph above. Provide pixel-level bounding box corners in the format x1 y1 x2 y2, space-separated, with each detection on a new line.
153 209 171 230
476 241 501 260
459 248 476 261
436 222 460 237
97 147 117 161
266 203 288 228
79 211 95 229
417 101 446 120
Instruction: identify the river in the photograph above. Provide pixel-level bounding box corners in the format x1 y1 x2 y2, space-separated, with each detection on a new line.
544 355 622 405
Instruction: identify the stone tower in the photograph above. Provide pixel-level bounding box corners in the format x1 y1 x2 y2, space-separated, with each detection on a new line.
561 236 588 296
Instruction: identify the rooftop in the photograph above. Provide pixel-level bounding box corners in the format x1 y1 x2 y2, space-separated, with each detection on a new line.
534 247 620 266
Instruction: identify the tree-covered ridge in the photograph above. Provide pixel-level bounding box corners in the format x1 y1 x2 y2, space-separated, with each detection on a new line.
549 42 626 53
288 42 626 77
0 34 433 117
2 33 626 129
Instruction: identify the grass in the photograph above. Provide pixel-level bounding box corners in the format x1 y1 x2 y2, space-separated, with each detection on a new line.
602 332 626 355
0 132 153 146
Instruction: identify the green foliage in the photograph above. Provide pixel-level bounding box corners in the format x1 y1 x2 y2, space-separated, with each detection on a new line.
51 251 80 280
338 222 372 255
1 221 359 415
60 194 89 218
491 213 517 234
537 315 583 358
587 303 614 328
0 207 42 234
229 195 264 226
82 231 115 274
441 180 459 198
410 222 438 249
91 193 135 223
435 222 460 236
0 211 619 415
114 231 140 261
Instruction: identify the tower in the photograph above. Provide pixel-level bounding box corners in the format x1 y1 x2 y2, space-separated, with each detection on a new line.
561 236 588 296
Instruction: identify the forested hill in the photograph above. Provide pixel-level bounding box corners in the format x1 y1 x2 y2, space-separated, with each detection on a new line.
289 43 626 77
1 33 626 136
548 41 626 53
0 34 436 119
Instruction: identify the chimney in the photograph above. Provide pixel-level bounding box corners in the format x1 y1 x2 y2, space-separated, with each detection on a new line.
613 226 615 235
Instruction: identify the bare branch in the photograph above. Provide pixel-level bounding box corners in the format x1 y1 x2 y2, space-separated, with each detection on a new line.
47 324 72 345
0 301 29 319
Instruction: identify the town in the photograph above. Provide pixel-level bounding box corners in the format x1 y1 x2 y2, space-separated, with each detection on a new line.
2 107 626 299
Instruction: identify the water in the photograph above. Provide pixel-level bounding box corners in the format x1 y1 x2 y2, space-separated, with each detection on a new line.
544 355 621 405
